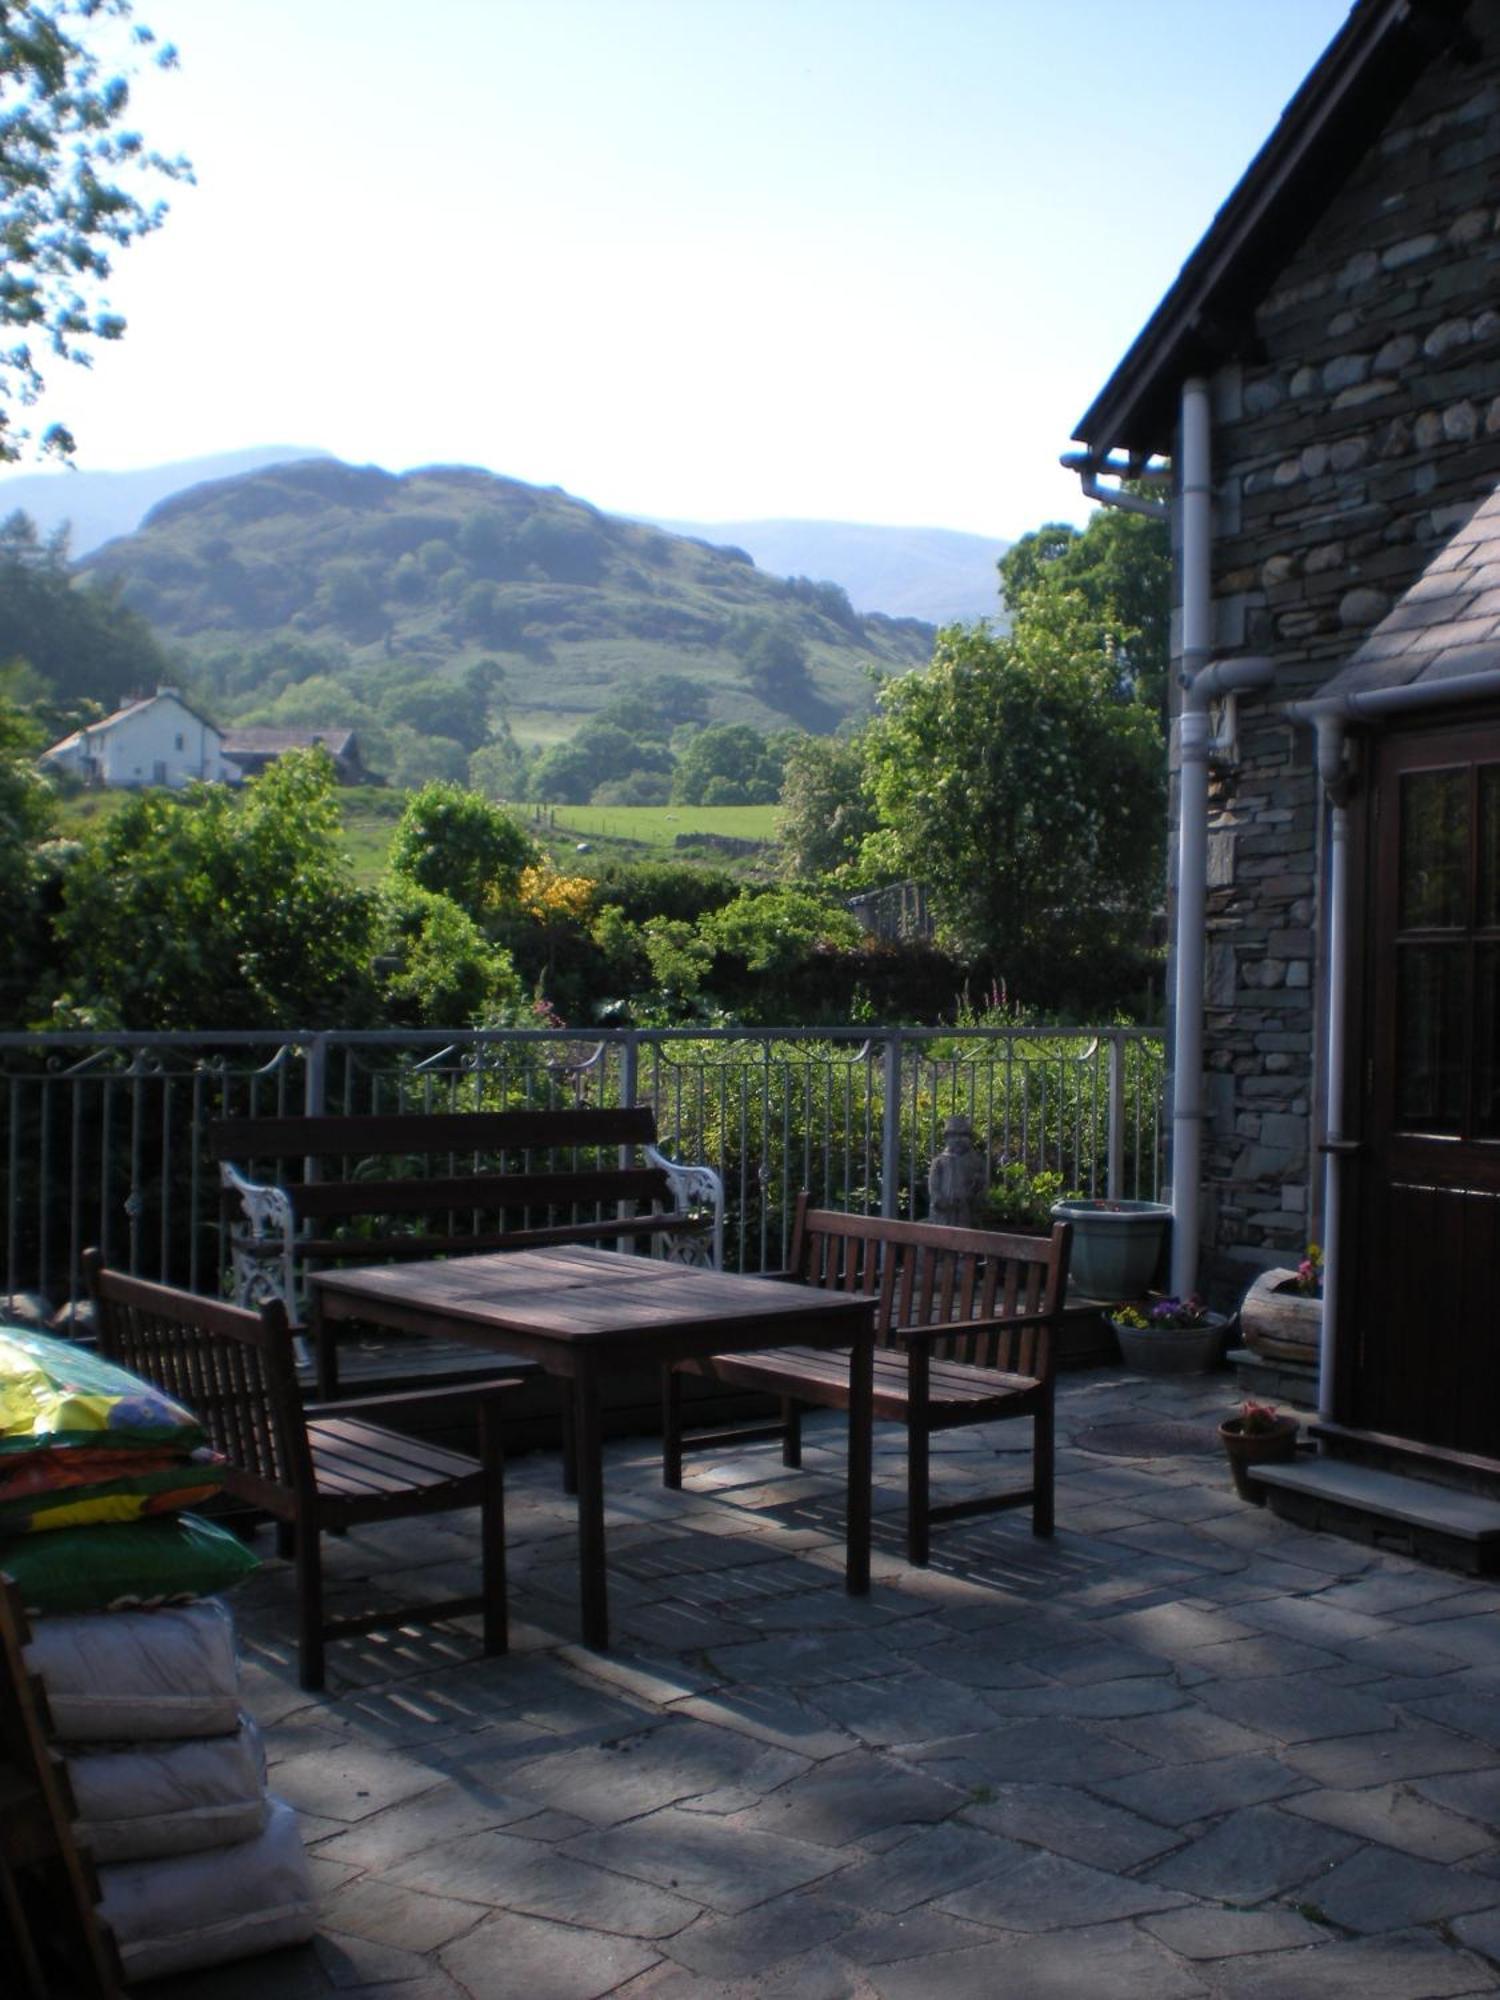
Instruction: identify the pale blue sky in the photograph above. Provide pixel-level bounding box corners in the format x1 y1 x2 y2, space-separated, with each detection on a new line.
6 0 1351 538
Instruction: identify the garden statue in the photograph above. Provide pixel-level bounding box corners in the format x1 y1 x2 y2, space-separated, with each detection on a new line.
928 1114 986 1229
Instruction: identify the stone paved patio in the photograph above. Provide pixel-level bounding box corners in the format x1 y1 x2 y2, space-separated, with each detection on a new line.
139 1370 1500 1999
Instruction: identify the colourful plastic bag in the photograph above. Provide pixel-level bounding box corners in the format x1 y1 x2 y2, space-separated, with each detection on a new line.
0 1446 224 1533
0 1515 258 1615
0 1327 204 1458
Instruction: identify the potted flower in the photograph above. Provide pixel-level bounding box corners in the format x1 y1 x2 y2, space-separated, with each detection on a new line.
1219 1398 1299 1502
1107 1293 1231 1374
1240 1244 1322 1365
1050 1194 1171 1297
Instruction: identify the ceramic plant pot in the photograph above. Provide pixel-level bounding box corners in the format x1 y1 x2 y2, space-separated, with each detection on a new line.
1051 1199 1171 1298
1219 1411 1299 1502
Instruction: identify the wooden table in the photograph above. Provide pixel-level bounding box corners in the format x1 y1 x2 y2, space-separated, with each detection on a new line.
309 1246 876 1649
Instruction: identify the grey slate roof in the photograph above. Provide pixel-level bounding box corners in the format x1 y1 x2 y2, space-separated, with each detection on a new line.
1315 484 1500 699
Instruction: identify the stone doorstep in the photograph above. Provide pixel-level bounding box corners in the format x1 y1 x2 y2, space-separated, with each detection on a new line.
1250 1457 1500 1569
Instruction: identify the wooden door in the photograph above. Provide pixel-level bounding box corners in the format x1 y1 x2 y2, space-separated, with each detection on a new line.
1350 718 1500 1456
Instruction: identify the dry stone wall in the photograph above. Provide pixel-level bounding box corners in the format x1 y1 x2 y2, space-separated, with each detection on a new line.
1179 13 1500 1280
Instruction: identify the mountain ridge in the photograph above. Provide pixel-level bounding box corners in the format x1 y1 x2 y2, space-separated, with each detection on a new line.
644 515 1009 627
78 458 935 745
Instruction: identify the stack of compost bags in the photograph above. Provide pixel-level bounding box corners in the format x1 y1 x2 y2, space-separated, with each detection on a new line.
0 1324 317 1980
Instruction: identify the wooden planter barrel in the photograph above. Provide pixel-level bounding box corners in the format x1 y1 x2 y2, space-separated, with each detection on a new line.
1239 1268 1321 1365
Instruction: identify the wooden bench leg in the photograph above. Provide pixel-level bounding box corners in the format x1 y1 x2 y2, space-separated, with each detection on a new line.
907 1350 931 1568
274 1519 296 1562
662 1368 683 1490
479 1403 509 1656
296 1521 327 1693
781 1398 803 1468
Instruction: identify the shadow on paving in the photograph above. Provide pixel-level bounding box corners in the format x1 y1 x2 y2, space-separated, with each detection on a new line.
133 1369 1500 2000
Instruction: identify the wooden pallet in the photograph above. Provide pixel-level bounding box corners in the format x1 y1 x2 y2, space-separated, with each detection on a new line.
0 1574 124 1999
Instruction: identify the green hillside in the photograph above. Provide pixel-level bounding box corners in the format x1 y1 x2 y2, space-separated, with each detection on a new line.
80 459 934 744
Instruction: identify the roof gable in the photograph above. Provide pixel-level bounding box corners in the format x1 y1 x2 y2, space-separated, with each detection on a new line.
1315 484 1500 698
1074 0 1477 460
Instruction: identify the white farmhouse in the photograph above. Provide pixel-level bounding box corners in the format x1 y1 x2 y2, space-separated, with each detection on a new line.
41 689 241 790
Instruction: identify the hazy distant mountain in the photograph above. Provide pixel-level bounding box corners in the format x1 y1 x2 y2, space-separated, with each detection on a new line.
648 517 1008 627
0 446 333 556
80 459 935 740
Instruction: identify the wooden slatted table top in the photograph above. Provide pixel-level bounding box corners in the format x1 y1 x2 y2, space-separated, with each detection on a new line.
311 1244 873 1352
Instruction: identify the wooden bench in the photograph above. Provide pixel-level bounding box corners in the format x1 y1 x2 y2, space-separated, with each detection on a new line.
662 1198 1072 1564
207 1106 724 1330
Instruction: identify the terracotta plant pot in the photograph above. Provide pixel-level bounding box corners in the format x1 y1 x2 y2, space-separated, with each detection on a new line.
1219 1412 1299 1502
1108 1312 1232 1375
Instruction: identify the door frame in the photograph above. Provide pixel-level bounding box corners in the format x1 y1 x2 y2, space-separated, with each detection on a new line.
1339 699 1500 1454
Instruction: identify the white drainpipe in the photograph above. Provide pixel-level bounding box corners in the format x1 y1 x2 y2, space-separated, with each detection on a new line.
1072 384 1271 1299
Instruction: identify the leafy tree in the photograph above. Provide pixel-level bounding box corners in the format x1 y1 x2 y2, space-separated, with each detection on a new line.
0 695 57 1021
51 749 377 1028
593 770 670 805
379 725 468 789
387 780 535 919
671 723 786 806
532 718 673 804
0 511 176 707
379 678 490 754
375 882 522 1027
1 1 190 460
999 504 1170 714
776 732 876 881
701 886 861 974
640 915 713 1014
860 595 1164 970
741 624 813 713
467 719 530 800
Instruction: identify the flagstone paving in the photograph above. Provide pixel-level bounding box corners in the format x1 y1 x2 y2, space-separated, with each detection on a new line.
138 1370 1500 1998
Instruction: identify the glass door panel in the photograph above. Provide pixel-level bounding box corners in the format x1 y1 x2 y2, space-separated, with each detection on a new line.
1399 768 1468 928
1395 944 1466 1130
1478 943 1500 1140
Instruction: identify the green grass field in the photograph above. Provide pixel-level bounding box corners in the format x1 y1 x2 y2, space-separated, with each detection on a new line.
55 788 779 885
540 803 777 851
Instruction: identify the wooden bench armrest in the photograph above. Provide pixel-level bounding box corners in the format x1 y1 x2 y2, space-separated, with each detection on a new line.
220 1161 297 1315
303 1379 528 1422
897 1311 1056 1347
645 1144 724 1268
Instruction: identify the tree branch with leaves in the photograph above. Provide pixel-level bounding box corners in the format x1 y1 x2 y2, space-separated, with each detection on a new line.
0 0 189 461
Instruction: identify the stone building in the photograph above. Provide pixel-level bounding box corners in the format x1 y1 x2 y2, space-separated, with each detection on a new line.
1071 0 1500 1489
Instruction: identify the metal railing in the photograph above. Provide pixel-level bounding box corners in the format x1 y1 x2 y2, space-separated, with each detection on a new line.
0 1024 1164 1314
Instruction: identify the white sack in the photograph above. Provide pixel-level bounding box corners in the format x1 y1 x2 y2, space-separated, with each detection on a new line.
26 1599 240 1740
97 1797 316 1982
69 1718 269 1862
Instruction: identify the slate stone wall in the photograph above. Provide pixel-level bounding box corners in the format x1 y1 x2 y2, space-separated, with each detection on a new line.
1173 13 1500 1285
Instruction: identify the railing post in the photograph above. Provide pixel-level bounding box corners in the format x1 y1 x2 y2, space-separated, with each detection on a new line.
880 1030 902 1219
1107 1031 1126 1201
618 1032 639 1181
304 1034 328 1117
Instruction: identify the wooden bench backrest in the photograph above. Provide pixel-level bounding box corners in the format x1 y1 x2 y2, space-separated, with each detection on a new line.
207 1107 674 1230
84 1251 310 1514
788 1197 1072 1377
206 1106 662 1163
